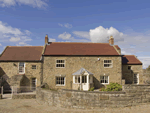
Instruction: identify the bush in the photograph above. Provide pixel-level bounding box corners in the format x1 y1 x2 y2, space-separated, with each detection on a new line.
100 83 122 91
88 87 94 91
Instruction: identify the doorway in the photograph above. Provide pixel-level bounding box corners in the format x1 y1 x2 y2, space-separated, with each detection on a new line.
134 73 139 84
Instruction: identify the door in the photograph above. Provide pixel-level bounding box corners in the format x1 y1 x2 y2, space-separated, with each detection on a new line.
82 75 88 90
134 73 139 84
31 78 36 90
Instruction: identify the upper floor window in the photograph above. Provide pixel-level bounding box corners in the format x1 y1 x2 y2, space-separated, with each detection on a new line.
19 62 25 74
56 60 65 68
32 65 36 69
128 66 131 70
103 60 112 68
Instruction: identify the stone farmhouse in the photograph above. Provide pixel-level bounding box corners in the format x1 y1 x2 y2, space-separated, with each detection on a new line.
0 35 143 91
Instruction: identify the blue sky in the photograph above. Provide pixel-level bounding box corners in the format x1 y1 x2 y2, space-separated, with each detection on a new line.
0 0 150 68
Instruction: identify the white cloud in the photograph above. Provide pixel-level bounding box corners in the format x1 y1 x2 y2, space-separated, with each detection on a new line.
0 0 48 8
0 21 32 45
58 23 72 29
72 31 90 39
0 43 2 46
138 57 150 69
16 42 31 46
9 37 20 42
49 38 56 42
58 32 72 40
89 26 124 43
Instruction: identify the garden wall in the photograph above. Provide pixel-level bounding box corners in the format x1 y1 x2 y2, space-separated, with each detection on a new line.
36 85 150 109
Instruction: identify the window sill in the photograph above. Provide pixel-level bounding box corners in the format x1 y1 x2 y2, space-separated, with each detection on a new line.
56 85 65 86
100 83 109 84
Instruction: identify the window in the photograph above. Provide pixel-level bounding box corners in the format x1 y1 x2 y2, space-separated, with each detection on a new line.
56 60 65 68
32 65 36 69
100 76 109 84
56 77 65 85
19 62 25 74
128 66 131 70
104 60 112 68
75 76 80 83
134 73 139 84
82 75 87 83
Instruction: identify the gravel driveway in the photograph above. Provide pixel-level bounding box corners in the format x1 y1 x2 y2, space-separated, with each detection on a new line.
0 99 150 113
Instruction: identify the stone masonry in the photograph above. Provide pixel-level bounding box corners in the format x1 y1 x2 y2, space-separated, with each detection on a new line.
0 62 42 87
122 65 143 84
43 56 122 90
36 85 150 109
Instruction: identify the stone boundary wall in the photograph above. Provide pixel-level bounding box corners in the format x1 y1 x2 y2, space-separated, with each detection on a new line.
12 94 36 99
36 85 150 109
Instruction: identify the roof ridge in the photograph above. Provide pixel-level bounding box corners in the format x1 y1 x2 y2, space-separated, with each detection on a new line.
8 46 43 47
50 42 110 44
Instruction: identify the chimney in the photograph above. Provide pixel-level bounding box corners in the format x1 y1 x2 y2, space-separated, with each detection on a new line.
109 35 114 45
45 34 48 44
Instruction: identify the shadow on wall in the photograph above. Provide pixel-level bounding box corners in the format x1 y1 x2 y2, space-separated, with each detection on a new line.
0 67 11 93
93 76 105 89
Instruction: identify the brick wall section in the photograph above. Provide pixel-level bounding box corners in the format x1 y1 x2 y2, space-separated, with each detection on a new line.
122 65 143 84
36 85 150 109
43 56 122 89
0 62 42 87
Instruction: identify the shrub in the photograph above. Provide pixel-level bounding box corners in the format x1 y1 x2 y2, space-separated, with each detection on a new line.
88 87 94 91
100 83 122 91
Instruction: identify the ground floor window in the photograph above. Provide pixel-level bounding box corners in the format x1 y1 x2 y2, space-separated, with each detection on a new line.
56 77 65 85
75 76 80 83
100 76 109 84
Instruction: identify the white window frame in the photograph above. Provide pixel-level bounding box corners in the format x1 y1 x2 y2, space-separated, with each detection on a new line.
56 76 65 86
56 60 65 68
18 62 25 74
32 65 36 69
103 60 113 68
73 75 80 84
100 76 109 84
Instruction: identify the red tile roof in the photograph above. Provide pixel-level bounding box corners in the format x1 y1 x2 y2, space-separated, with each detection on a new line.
0 46 43 61
44 42 120 55
122 55 142 65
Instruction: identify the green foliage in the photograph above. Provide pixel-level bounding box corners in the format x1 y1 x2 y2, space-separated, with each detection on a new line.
88 87 94 91
100 83 122 91
147 65 150 72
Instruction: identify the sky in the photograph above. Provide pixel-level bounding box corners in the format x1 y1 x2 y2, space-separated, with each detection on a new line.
0 0 150 69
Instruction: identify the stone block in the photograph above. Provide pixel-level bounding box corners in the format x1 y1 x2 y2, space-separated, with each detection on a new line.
99 95 109 100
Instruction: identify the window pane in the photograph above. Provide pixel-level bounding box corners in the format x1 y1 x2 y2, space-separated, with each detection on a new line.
78 76 80 83
105 76 108 80
106 80 108 83
85 76 87 83
75 76 77 83
82 76 84 83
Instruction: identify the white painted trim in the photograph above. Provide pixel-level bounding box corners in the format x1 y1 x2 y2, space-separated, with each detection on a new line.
55 59 65 68
103 60 113 68
18 62 25 74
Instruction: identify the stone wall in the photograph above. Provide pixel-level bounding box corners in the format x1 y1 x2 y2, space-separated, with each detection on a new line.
36 85 150 109
43 56 122 89
12 94 36 99
122 65 143 84
0 62 42 87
